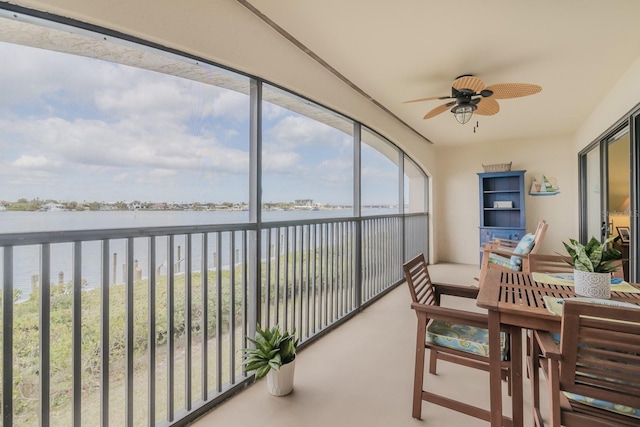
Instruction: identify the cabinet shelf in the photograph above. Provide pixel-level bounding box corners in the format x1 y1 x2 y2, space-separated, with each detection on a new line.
483 190 520 194
478 170 526 264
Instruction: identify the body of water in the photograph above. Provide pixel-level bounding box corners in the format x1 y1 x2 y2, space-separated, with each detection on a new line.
1 208 396 299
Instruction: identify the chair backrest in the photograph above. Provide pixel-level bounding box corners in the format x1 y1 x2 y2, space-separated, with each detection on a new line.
529 253 624 279
478 219 549 285
403 254 437 307
529 219 548 255
559 301 640 410
528 253 572 274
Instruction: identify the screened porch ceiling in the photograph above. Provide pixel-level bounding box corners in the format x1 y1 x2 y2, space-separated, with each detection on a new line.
241 0 640 145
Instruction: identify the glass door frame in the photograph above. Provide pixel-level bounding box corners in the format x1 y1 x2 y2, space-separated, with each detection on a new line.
579 108 640 282
630 113 640 282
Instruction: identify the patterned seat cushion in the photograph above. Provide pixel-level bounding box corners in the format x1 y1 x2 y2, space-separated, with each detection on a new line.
563 392 640 419
488 252 520 271
487 233 536 271
510 233 536 267
426 320 509 361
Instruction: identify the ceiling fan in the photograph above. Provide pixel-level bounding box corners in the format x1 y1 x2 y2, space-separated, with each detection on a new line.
404 75 542 124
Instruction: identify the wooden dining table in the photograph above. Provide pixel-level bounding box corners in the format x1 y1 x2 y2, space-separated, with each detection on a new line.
476 268 640 427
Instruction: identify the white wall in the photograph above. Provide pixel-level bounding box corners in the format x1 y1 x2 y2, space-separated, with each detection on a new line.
433 136 577 264
575 55 640 151
433 49 640 266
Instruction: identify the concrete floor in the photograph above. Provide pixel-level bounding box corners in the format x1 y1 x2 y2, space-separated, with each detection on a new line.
191 263 549 427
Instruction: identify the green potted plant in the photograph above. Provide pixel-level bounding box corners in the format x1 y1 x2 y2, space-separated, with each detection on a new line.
562 236 622 298
243 324 298 396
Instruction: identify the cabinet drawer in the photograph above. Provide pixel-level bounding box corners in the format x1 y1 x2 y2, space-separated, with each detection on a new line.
480 228 525 245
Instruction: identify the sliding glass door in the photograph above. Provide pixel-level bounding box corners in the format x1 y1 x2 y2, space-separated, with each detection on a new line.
582 146 603 241
580 125 632 280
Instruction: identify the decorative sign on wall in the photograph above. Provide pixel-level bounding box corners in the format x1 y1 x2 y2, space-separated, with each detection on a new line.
530 175 560 196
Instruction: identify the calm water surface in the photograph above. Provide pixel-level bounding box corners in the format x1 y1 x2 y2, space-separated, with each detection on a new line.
0 208 395 299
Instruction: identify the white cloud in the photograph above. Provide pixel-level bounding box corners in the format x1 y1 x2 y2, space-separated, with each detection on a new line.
148 168 176 178
361 165 397 183
262 150 301 173
266 116 339 150
94 76 197 122
262 102 287 121
8 115 249 174
12 155 58 169
0 41 128 109
210 90 249 121
315 158 353 183
0 40 366 205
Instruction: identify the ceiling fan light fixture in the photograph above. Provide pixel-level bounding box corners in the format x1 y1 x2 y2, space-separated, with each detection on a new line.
408 76 541 123
452 104 476 124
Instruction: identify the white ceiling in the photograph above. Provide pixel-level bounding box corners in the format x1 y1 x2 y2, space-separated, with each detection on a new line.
244 0 640 146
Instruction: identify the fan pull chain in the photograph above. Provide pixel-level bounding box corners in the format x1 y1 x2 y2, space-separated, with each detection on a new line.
473 121 479 133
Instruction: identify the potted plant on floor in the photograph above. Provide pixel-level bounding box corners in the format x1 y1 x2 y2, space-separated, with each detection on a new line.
243 324 299 396
562 236 621 298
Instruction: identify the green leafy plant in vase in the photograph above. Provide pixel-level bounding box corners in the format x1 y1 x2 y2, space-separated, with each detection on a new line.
562 237 622 298
243 324 298 396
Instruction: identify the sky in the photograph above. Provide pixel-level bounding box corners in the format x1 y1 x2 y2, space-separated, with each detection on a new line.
0 38 400 206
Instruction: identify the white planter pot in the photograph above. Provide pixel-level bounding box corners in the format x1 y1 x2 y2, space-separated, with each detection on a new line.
266 359 295 396
573 269 611 299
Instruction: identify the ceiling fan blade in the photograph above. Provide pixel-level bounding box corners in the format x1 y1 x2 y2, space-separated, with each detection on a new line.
403 95 451 103
484 83 542 99
423 103 451 119
475 98 500 116
452 75 485 92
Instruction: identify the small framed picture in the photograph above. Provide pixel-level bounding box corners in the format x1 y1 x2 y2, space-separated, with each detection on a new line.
617 226 630 243
493 201 513 208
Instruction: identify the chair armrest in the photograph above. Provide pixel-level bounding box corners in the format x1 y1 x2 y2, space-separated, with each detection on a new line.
481 246 527 259
534 330 561 360
411 302 488 329
490 238 519 248
432 282 479 299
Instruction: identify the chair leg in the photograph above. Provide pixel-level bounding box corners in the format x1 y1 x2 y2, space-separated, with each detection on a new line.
547 358 561 427
500 366 511 397
413 313 428 420
429 349 438 374
525 331 531 379
530 332 542 426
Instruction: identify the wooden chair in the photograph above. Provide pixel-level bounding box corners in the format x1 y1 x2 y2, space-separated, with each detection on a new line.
528 253 573 274
526 253 626 425
478 219 548 285
488 219 548 251
403 254 512 422
534 300 640 426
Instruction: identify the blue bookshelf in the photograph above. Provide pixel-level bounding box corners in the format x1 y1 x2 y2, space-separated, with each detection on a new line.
478 170 526 261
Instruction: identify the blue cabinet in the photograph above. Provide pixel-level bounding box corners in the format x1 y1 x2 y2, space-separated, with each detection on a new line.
478 170 526 261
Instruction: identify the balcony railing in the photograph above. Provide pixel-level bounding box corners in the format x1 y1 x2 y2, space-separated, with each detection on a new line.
0 213 427 426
